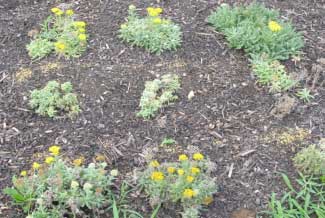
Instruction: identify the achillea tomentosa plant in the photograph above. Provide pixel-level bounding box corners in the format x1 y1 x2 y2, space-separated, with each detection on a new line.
3 146 117 218
137 74 180 119
119 5 182 53
138 153 217 218
250 55 296 92
208 3 304 60
27 8 88 60
29 81 80 118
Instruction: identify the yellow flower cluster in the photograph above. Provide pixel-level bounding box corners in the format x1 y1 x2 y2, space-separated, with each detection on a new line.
147 7 163 17
149 160 160 167
49 145 60 156
51 8 74 16
45 156 55 164
183 188 197 198
73 157 84 166
55 42 66 52
151 171 164 181
268 21 282 32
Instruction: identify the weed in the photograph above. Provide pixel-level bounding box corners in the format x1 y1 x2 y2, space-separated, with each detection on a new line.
29 81 80 118
296 88 314 102
137 74 180 119
119 5 182 54
161 138 176 146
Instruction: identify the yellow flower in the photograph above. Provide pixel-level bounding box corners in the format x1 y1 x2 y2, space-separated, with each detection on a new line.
78 28 86 33
151 171 164 181
183 188 196 199
78 34 87 41
178 154 188 161
66 9 74 16
193 153 204 161
203 196 214 205
49 145 61 156
120 24 127 29
20 171 27 177
74 21 86 28
167 167 176 174
191 167 200 175
73 158 84 166
149 160 160 167
32 162 41 170
147 7 163 17
268 21 282 32
153 18 162 24
186 175 194 183
45 156 55 164
177 169 185 176
54 42 66 52
51 8 63 16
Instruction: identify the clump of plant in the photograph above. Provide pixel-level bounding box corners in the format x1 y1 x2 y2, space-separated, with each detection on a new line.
29 81 81 118
3 146 118 217
208 3 304 60
137 74 180 119
266 173 325 218
27 8 88 60
296 88 314 102
293 143 325 175
119 5 182 53
138 153 217 218
250 55 296 92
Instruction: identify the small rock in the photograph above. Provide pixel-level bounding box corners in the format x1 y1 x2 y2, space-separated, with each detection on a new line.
231 208 256 218
188 90 195 100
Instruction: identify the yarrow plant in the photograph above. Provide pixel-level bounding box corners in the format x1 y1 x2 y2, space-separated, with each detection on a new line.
3 146 118 217
29 81 81 118
208 3 304 60
138 153 217 218
119 5 182 53
27 7 88 60
137 74 181 119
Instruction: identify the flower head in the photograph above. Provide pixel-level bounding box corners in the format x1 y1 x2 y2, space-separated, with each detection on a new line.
177 169 185 176
149 160 160 167
203 196 214 205
51 7 63 16
186 175 194 183
178 154 188 161
78 34 87 41
167 167 176 174
151 171 164 181
71 180 79 189
268 21 282 32
45 156 55 164
129 4 136 11
193 153 204 161
153 18 162 24
32 162 41 170
73 158 84 166
110 169 119 176
78 28 86 33
120 24 127 29
147 7 163 17
20 170 27 177
66 9 74 16
74 21 86 28
191 167 200 175
83 182 93 191
183 188 196 199
49 145 61 156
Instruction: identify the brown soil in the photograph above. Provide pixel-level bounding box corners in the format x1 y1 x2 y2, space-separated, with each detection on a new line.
0 0 325 217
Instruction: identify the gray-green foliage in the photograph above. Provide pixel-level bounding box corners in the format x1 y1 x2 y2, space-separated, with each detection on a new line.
137 74 180 119
250 55 296 92
296 88 314 103
293 144 325 175
29 81 80 118
208 3 304 60
4 158 116 217
119 6 182 54
267 174 325 218
26 38 54 60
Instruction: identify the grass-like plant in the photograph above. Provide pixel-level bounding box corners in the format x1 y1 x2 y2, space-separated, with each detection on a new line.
119 5 182 54
266 173 325 218
208 3 304 60
27 8 87 60
3 146 117 217
29 81 81 118
138 153 217 218
250 55 296 92
137 74 180 119
293 143 325 176
296 88 314 103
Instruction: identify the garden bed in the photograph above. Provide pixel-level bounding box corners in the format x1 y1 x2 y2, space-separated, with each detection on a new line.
0 0 324 217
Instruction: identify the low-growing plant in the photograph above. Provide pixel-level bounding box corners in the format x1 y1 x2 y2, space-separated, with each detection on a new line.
138 153 217 218
293 143 325 175
266 173 325 218
29 81 81 118
119 5 182 54
296 88 314 102
3 146 118 217
137 74 180 119
27 8 88 60
208 3 304 60
161 138 177 146
250 55 296 92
